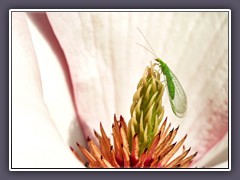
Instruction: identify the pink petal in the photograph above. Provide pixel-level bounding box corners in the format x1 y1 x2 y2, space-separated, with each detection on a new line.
159 12 229 165
192 134 228 168
47 12 116 139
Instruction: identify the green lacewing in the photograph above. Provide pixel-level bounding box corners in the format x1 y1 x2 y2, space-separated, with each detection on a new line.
137 28 187 118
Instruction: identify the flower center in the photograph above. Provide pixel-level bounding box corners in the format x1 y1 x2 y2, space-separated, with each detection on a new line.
71 63 197 168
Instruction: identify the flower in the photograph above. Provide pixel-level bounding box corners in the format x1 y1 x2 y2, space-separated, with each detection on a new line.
11 11 229 169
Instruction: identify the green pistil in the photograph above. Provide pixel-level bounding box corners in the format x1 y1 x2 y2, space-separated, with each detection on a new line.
128 62 164 154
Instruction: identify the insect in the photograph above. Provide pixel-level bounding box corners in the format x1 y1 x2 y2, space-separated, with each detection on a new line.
137 28 187 118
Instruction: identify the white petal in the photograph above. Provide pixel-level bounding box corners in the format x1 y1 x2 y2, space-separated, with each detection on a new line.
210 161 229 169
12 105 84 168
11 12 83 168
26 12 85 149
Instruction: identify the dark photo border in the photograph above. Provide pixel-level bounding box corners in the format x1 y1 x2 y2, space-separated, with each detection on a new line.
1 0 238 180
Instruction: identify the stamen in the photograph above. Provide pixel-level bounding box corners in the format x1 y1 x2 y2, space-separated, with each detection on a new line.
71 116 196 168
